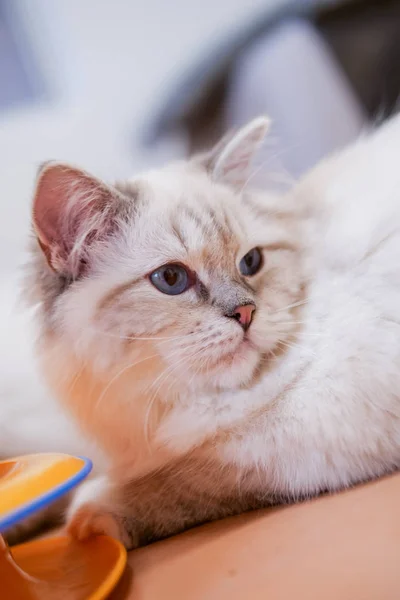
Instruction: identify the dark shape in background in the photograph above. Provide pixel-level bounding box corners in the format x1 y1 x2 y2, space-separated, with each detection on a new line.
145 0 400 153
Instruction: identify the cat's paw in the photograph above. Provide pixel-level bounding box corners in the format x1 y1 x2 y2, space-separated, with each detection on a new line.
67 501 122 541
66 475 131 547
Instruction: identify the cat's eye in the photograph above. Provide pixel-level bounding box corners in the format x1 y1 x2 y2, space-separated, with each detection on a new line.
239 247 262 276
150 263 191 295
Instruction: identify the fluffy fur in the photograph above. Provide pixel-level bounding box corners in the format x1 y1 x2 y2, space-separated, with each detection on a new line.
21 114 400 548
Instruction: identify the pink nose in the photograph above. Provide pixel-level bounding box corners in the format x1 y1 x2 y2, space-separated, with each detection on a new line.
232 304 256 331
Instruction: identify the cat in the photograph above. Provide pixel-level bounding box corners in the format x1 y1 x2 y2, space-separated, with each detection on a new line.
25 114 400 549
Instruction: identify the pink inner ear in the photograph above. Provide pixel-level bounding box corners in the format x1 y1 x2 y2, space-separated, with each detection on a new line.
33 164 112 275
221 154 252 177
34 165 73 249
215 126 267 186
224 130 265 175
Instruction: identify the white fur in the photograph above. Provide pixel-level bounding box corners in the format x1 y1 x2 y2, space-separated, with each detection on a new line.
159 115 400 494
4 115 400 543
0 272 106 467
51 116 400 522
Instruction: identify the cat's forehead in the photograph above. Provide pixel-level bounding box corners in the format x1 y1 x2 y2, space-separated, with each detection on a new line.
132 162 242 227
131 161 237 209
118 162 246 266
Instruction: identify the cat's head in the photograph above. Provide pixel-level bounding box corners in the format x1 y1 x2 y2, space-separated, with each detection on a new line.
30 117 307 399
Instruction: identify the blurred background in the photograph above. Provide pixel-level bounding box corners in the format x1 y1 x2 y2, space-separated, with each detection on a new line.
1 0 400 277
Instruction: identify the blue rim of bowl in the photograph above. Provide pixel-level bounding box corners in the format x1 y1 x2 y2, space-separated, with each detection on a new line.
0 455 92 534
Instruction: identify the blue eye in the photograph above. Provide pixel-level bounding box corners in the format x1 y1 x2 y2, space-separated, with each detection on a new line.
239 247 262 276
150 264 191 295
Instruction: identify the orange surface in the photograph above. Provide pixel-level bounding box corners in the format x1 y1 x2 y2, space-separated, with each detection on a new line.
2 535 126 600
11 536 126 600
110 473 400 600
0 454 88 517
0 453 127 599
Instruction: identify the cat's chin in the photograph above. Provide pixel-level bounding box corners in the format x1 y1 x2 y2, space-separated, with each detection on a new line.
204 341 262 390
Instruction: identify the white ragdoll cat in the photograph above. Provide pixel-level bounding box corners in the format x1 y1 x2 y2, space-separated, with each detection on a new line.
4 113 400 548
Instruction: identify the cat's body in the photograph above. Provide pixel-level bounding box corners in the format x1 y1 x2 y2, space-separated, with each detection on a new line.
5 115 400 547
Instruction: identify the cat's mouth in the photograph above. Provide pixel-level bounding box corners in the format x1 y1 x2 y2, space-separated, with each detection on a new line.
213 336 258 367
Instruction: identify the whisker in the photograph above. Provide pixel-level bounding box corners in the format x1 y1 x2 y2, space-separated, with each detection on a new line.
95 352 160 410
278 339 317 358
280 331 322 338
143 371 173 449
269 320 308 326
239 143 300 194
143 341 207 398
270 299 310 314
143 345 207 447
66 361 86 395
87 327 200 343
87 326 223 349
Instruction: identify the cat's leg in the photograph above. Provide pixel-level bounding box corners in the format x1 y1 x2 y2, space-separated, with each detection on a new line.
66 474 131 545
67 456 257 549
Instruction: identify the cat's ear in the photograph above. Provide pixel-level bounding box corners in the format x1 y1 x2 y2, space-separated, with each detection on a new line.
198 116 270 188
32 162 121 278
